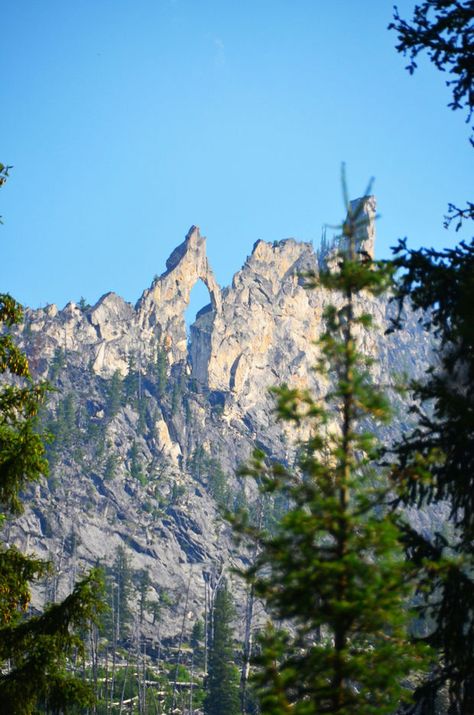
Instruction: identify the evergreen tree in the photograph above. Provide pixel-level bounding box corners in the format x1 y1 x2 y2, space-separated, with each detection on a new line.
48 347 66 383
124 354 139 405
103 449 119 481
388 8 474 711
389 240 474 713
110 545 133 641
189 447 229 509
129 440 145 483
389 1 474 144
0 168 104 713
208 459 229 510
0 296 103 711
204 580 240 715
236 181 429 714
136 568 151 625
191 619 205 669
106 369 123 418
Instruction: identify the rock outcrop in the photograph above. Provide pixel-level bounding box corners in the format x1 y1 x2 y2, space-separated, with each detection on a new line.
11 197 436 638
137 225 222 364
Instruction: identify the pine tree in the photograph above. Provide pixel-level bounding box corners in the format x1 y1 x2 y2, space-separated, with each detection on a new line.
236 179 429 714
110 545 133 641
124 353 139 405
204 580 240 715
388 8 474 711
191 619 205 669
136 568 151 625
48 346 66 383
389 240 474 713
389 1 474 144
0 292 104 713
0 166 104 713
106 369 124 418
103 448 119 481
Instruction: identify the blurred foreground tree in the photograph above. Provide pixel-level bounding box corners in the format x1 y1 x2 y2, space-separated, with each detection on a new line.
0 164 104 714
389 1 474 228
235 177 429 714
389 241 474 715
389 6 474 713
389 1 474 144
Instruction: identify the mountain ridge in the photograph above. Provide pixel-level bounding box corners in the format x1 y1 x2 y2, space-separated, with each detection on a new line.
9 198 438 639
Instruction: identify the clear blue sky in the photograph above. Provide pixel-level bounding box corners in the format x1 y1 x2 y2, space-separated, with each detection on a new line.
1 1 472 314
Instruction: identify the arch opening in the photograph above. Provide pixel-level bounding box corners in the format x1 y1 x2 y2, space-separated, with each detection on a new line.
185 279 212 342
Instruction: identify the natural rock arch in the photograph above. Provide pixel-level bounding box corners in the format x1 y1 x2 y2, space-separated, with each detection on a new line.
137 226 222 363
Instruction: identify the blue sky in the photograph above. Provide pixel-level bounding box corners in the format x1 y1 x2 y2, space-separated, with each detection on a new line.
1 1 472 316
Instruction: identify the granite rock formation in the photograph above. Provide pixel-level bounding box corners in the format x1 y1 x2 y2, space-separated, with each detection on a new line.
10 197 437 639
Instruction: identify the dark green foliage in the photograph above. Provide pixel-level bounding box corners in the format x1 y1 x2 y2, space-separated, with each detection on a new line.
188 446 230 509
170 481 186 504
112 546 133 637
204 581 240 715
48 347 66 383
46 393 78 467
390 239 474 537
124 354 140 405
389 239 474 713
46 391 112 475
85 419 106 465
184 394 192 424
0 295 50 514
136 568 151 625
170 371 185 415
77 296 90 311
103 450 119 481
235 184 429 714
149 599 162 625
64 528 80 558
389 1 474 143
0 289 104 713
0 547 49 625
388 13 474 708
0 569 105 714
101 546 133 642
106 369 123 418
208 463 228 507
191 619 205 669
0 170 104 712
261 489 289 536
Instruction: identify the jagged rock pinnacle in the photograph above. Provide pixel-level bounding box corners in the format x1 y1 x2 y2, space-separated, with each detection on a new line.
137 226 222 362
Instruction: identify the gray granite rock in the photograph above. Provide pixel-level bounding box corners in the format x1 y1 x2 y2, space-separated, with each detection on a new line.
10 199 436 639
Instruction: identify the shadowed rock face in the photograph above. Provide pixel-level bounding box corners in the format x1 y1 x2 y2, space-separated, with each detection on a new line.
12 198 440 639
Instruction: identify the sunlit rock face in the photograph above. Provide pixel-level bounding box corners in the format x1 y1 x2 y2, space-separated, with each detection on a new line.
137 225 222 364
24 196 388 393
13 198 437 638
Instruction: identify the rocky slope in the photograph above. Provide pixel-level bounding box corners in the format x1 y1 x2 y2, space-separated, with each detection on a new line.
9 197 435 640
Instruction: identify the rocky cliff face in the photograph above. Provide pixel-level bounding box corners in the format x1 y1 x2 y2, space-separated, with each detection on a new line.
10 197 436 639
